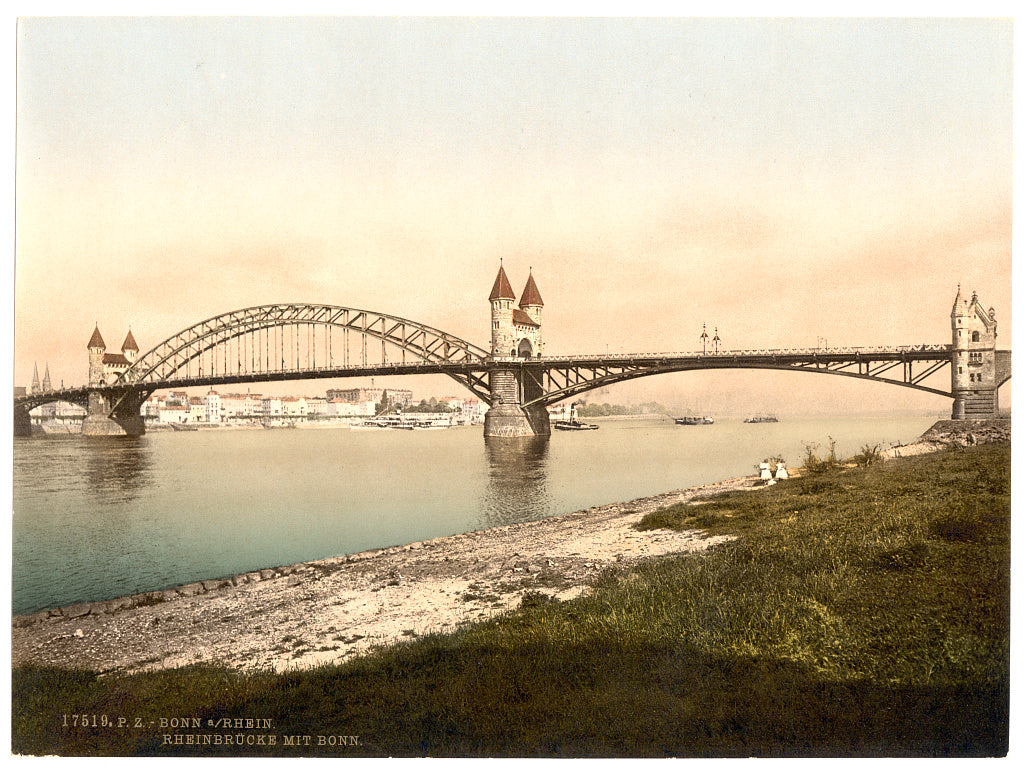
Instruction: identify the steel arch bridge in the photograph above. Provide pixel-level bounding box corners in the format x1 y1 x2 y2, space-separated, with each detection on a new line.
13 300 1011 435
120 303 494 402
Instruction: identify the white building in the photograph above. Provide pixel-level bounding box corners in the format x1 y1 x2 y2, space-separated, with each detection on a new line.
281 396 307 419
328 398 376 417
142 394 164 419
219 393 247 421
160 405 189 424
205 390 223 423
305 396 328 416
462 398 486 422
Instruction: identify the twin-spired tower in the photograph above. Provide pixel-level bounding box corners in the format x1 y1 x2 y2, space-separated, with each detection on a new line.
483 264 551 437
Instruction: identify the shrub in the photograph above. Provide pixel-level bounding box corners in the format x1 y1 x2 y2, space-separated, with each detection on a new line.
851 443 882 467
802 437 840 474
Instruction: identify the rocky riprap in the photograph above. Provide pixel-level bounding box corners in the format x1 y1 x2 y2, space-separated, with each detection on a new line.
883 418 1010 459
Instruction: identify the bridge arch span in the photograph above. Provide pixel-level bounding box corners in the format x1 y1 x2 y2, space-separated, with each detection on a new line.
120 303 491 395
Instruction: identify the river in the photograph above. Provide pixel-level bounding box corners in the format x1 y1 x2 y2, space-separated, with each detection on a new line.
12 415 936 616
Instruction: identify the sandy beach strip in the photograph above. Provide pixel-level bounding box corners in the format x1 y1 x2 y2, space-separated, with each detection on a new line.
11 475 753 675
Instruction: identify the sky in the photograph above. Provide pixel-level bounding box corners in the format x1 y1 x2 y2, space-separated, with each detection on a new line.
11 16 1014 415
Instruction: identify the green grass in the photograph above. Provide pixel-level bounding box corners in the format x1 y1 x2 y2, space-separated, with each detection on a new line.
12 443 1010 757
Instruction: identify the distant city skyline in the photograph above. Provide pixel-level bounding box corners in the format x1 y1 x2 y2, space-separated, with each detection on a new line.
13 17 1012 416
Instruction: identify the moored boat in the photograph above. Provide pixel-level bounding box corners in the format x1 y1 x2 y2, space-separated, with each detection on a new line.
674 415 714 425
744 414 779 423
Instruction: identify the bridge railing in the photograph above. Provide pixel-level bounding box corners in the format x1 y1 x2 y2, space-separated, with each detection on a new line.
519 344 952 362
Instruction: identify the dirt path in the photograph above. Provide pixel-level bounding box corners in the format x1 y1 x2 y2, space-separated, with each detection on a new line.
12 476 753 675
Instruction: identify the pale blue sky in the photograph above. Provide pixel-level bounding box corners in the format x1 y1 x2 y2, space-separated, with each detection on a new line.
18 18 1011 176
13 16 1014 412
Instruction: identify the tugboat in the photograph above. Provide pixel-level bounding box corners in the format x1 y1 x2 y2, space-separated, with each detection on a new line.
554 402 599 431
674 415 714 425
744 414 779 424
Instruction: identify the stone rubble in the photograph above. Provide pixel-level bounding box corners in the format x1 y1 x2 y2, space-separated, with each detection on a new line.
881 418 1009 459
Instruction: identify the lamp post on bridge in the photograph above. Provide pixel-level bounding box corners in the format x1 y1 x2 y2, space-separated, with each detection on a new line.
713 327 721 355
700 323 709 355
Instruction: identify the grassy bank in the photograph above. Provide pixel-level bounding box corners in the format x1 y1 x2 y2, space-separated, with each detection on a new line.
12 442 1009 757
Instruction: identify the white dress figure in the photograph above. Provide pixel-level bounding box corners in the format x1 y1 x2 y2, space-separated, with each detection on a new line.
759 460 772 485
775 461 788 481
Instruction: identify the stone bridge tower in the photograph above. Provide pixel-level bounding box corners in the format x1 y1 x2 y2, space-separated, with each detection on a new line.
950 288 1005 419
484 265 550 437
82 325 147 435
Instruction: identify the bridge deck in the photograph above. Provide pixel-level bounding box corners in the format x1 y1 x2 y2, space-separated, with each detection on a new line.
16 344 962 410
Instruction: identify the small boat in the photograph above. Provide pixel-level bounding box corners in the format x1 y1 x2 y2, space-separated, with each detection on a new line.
170 422 198 431
555 418 599 431
675 416 714 425
554 402 599 431
744 414 779 424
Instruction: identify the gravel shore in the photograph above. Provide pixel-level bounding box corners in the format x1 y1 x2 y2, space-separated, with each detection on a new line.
12 476 752 675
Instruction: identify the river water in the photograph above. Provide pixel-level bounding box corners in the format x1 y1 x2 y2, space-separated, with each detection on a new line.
12 415 936 616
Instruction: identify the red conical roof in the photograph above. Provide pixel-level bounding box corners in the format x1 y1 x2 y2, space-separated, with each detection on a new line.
122 329 139 352
489 264 516 301
519 271 543 307
87 325 106 350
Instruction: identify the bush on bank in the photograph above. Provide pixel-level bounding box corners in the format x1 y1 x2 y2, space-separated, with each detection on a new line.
12 442 1010 757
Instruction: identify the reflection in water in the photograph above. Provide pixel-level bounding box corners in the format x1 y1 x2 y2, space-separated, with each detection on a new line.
83 437 153 503
13 416 937 615
479 435 553 528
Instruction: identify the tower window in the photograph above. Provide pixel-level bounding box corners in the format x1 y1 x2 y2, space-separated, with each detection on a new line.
972 331 980 342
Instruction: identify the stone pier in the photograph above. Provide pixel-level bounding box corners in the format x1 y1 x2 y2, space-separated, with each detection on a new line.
483 365 551 437
82 388 146 436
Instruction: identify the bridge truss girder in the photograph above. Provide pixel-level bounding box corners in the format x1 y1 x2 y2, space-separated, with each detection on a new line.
521 349 956 407
14 389 90 412
121 363 495 407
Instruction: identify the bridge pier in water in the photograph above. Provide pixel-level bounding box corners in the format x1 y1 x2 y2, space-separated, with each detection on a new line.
13 405 34 437
483 366 551 438
82 389 146 437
